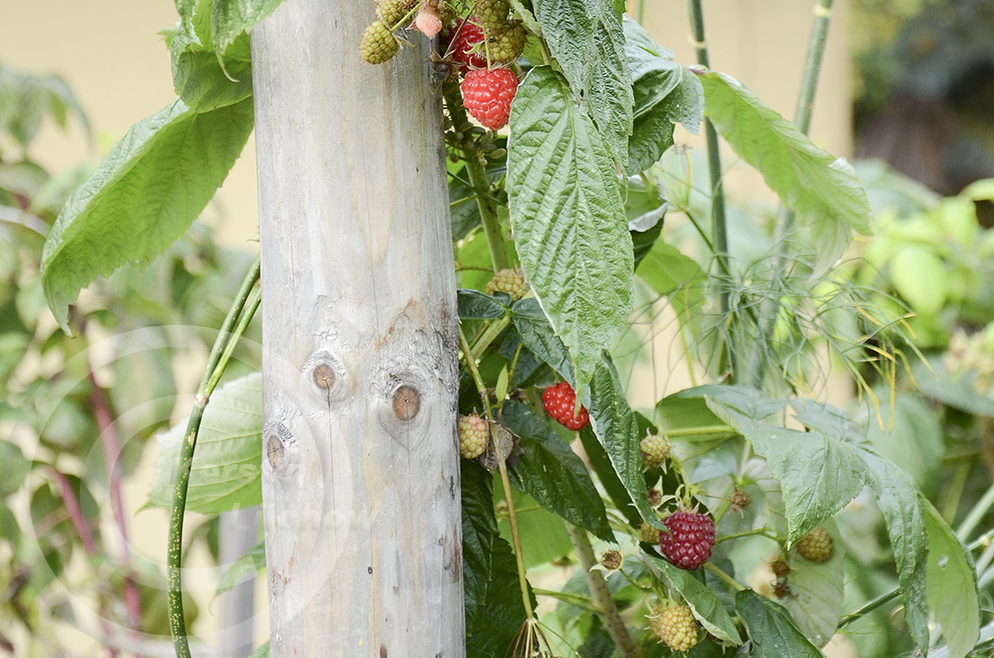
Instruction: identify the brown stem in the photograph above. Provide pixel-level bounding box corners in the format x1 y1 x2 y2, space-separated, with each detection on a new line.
565 523 643 658
88 371 144 638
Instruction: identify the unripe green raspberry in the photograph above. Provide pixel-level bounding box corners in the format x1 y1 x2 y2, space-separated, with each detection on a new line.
649 604 700 652
639 521 661 544
361 21 400 64
796 526 833 563
458 413 488 459
486 268 527 301
640 433 670 468
376 0 417 28
474 0 510 31
488 21 526 64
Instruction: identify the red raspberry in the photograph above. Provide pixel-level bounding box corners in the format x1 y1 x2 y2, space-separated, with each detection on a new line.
450 22 488 70
541 381 589 430
658 510 715 570
461 68 517 131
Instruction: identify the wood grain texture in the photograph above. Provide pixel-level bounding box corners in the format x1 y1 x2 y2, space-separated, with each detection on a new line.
251 1 464 654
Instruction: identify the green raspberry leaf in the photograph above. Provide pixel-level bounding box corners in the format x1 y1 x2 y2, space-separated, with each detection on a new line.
694 386 867 542
923 498 980 658
461 460 499 633
40 97 254 331
507 66 634 398
211 0 286 62
858 448 930 654
502 400 614 542
623 16 703 174
781 519 846 648
735 589 823 658
146 372 261 514
698 70 870 271
216 542 265 597
532 0 633 171
646 555 742 645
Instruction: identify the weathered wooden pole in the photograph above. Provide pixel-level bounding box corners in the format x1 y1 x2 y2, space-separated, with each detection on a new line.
251 0 465 655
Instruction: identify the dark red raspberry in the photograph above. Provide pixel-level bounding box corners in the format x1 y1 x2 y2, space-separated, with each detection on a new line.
450 21 488 70
658 510 715 570
541 381 589 430
460 68 518 131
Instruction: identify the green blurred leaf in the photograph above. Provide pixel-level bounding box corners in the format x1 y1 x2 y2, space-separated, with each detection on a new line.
502 400 613 541
40 97 254 331
623 17 703 174
781 519 846 647
147 373 261 514
638 241 707 332
696 386 867 542
645 556 741 645
216 541 265 596
858 448 929 654
656 394 736 444
889 246 947 316
532 0 633 170
912 355 994 417
923 499 979 658
698 71 870 270
507 66 634 398
0 441 31 497
497 487 572 568
111 327 177 441
863 393 944 492
249 642 270 658
734 589 822 658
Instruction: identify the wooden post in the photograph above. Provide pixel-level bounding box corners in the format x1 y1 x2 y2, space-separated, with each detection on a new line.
251 1 464 655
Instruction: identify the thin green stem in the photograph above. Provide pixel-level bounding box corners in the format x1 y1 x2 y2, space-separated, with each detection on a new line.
566 524 643 658
838 588 901 629
715 527 776 545
703 562 745 592
533 588 598 612
459 326 533 619
687 0 734 381
957 481 994 542
167 255 260 658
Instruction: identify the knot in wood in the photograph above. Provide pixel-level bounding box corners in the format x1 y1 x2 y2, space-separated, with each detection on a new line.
266 434 285 469
312 362 336 389
392 384 421 421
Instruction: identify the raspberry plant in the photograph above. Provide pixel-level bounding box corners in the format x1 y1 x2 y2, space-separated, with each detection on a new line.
22 0 993 657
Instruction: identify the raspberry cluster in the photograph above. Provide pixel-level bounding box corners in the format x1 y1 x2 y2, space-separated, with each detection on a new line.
658 509 716 571
542 382 589 431
458 413 489 460
649 604 700 652
486 268 527 301
796 526 833 563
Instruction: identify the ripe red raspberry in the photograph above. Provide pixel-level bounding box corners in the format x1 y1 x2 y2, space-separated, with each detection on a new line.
541 381 589 430
458 413 489 459
461 68 518 131
796 526 833 563
658 510 715 570
450 22 488 70
649 604 700 652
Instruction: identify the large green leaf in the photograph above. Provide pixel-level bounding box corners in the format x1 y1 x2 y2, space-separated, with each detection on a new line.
0 440 31 498
461 461 498 633
923 499 980 658
211 0 286 62
587 353 661 529
698 71 870 269
637 241 707 333
466 535 533 658
645 556 741 645
506 66 634 397
858 448 929 654
781 519 846 647
532 0 632 170
622 17 703 174
696 386 867 541
735 589 823 658
509 298 574 382
40 98 254 331
147 373 261 514
502 400 613 541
